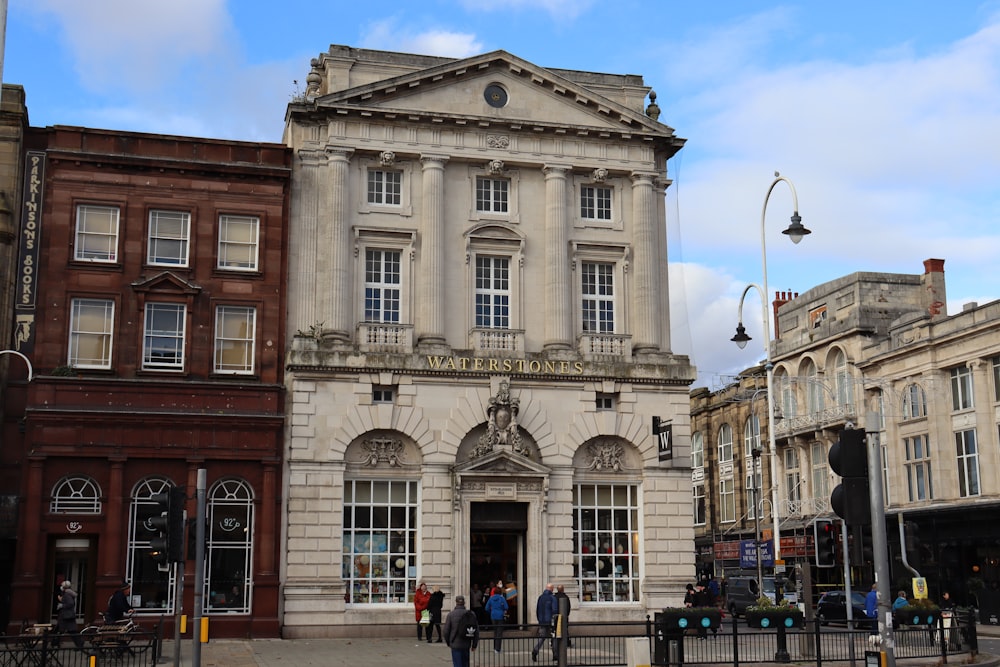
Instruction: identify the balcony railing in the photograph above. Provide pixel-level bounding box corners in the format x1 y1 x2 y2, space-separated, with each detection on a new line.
774 404 856 437
469 328 524 354
577 332 632 360
357 322 413 353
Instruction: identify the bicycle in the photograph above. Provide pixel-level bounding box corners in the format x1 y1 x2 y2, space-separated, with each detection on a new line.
80 613 141 662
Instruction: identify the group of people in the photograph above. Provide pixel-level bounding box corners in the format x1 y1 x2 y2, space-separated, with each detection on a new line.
413 580 572 667
51 578 134 651
682 578 720 639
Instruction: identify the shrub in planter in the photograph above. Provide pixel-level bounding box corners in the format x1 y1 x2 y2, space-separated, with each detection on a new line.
746 597 804 629
895 600 940 626
659 607 722 630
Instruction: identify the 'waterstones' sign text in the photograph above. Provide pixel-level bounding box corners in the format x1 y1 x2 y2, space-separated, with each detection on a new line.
426 355 584 375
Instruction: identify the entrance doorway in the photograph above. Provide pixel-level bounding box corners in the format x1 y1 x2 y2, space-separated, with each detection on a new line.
49 538 94 622
470 502 526 625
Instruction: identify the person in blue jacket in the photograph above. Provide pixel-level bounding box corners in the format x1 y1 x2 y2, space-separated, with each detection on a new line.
532 583 559 662
484 586 509 653
865 583 879 635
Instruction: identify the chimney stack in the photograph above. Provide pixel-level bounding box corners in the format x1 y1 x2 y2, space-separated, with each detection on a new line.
921 258 946 319
772 290 798 339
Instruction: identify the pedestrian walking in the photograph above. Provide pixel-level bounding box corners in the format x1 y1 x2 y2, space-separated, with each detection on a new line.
531 583 558 662
484 585 509 653
443 595 479 667
554 584 572 650
55 580 85 648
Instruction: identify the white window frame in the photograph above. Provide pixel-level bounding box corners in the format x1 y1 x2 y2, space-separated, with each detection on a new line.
784 447 802 506
74 204 120 263
572 174 623 230
833 350 854 406
364 249 402 323
573 483 642 603
805 361 825 413
343 479 420 605
147 209 190 267
810 442 829 500
126 478 177 616
691 431 704 469
142 303 186 371
50 476 103 514
956 428 980 497
904 434 933 502
951 365 975 411
744 416 761 519
693 483 706 526
581 261 616 334
359 160 413 216
69 297 114 369
218 214 260 271
354 228 415 328
719 478 736 523
717 424 733 463
580 184 612 221
902 383 927 419
474 255 511 329
367 168 402 206
205 479 255 615
214 305 256 375
468 167 520 223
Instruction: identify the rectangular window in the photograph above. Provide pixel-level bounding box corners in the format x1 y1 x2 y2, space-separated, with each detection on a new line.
955 429 980 497
744 460 760 520
373 386 394 403
143 303 186 370
573 483 640 602
719 479 735 523
214 306 256 374
904 435 933 501
75 205 120 262
596 393 615 411
69 298 114 369
717 425 733 463
218 214 260 271
811 442 829 499
343 480 418 604
693 484 706 526
581 262 614 333
147 210 190 266
475 176 509 213
580 185 612 221
475 256 510 328
691 432 704 469
364 250 401 323
367 170 402 206
993 356 1000 402
784 447 801 505
951 365 974 411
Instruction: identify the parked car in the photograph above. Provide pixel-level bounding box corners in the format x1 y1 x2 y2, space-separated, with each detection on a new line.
816 590 868 625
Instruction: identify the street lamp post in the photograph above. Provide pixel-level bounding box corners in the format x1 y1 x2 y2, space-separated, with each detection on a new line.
0 349 33 382
731 173 810 570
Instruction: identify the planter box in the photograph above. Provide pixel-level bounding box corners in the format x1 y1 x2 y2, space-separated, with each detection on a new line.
746 609 804 629
658 608 722 630
894 609 940 626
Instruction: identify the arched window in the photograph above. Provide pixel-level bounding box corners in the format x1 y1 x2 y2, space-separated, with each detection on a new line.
902 383 927 419
717 424 733 463
776 371 797 419
127 477 176 615
833 350 854 406
205 478 254 615
804 360 825 414
50 476 102 514
691 431 704 469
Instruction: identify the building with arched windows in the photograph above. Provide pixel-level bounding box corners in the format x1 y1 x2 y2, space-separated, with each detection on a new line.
0 124 290 636
279 46 696 636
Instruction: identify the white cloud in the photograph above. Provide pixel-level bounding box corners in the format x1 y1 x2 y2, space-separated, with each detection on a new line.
360 19 483 58
456 0 596 21
22 0 233 93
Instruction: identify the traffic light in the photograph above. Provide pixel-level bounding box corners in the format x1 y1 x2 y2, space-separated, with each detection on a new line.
828 427 872 525
814 519 837 567
149 486 186 569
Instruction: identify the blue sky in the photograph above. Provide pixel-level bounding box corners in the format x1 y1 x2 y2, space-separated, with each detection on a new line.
5 0 1000 388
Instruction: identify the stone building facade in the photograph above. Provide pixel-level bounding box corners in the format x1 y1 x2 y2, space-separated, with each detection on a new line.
694 259 1000 617
280 46 696 636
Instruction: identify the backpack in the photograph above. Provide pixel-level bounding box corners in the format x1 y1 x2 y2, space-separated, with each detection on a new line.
463 611 477 639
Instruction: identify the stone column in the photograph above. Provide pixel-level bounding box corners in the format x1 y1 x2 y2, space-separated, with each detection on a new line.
290 150 323 335
417 155 449 349
323 146 353 342
630 171 660 354
543 165 572 350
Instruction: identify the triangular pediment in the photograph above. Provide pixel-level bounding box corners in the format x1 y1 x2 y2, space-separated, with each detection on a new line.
308 50 678 140
130 271 202 295
454 448 549 477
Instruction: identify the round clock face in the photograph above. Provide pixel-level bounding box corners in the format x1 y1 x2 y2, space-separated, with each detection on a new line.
484 84 508 108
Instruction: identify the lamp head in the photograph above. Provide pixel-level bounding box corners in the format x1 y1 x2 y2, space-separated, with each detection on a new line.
731 323 751 349
782 213 811 244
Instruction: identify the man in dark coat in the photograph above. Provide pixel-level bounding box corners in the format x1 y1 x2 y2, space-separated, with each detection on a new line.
531 583 559 661
443 595 478 667
427 586 446 642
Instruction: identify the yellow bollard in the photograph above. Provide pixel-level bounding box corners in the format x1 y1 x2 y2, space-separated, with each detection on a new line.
200 617 209 643
180 614 187 634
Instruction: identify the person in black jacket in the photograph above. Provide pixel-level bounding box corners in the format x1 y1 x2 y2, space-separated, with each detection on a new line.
443 595 478 667
427 586 446 643
106 581 134 622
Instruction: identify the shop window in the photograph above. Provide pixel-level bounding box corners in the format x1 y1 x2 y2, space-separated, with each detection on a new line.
50 476 102 514
205 479 254 615
126 478 176 615
573 483 640 603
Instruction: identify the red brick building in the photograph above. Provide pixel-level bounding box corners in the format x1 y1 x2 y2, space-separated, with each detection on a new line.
1 125 290 637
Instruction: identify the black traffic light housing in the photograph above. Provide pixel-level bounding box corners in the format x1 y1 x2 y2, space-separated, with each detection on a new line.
814 518 838 567
828 427 872 525
149 486 186 568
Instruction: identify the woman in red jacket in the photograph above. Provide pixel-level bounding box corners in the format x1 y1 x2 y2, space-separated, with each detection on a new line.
414 582 432 641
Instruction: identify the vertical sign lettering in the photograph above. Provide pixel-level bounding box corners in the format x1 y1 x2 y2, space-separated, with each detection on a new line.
14 151 45 354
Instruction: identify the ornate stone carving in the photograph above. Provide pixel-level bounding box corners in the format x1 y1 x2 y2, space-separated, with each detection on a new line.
470 381 530 459
586 439 625 472
357 437 405 467
591 168 608 183
379 151 396 167
487 135 510 149
487 159 505 176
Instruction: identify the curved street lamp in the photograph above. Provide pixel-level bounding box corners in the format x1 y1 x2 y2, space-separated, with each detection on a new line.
0 349 33 382
731 173 810 569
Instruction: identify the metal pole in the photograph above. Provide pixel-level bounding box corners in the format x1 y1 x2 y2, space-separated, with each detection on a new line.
867 430 896 667
173 550 184 667
754 451 763 594
192 469 207 667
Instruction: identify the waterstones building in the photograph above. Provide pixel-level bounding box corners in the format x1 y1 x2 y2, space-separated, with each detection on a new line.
279 46 697 636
